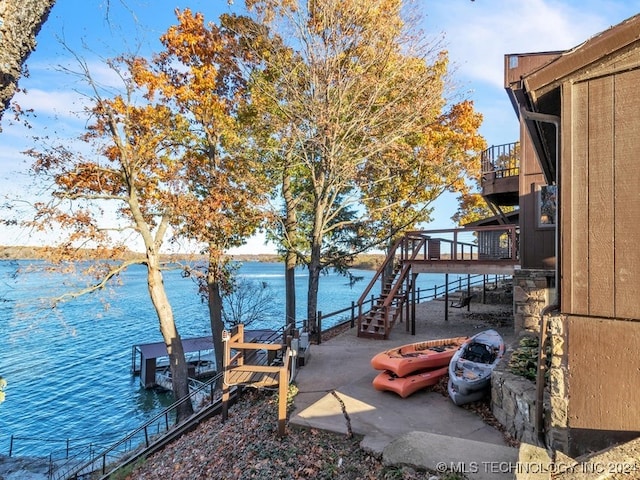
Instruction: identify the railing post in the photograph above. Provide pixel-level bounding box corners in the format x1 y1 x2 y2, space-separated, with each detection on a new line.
317 311 322 345
483 275 487 304
278 366 287 438
411 276 416 336
9 435 13 457
453 231 458 260
350 301 355 328
444 274 449 322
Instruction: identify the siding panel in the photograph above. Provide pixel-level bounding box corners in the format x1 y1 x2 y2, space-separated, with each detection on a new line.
613 69 640 319
567 82 590 314
567 316 640 430
561 83 572 312
587 77 615 317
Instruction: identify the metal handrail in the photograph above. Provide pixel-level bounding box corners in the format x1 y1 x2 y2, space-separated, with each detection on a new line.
481 141 520 178
53 325 291 480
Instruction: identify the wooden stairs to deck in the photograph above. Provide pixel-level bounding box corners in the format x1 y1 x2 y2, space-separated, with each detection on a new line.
358 262 410 339
356 227 519 340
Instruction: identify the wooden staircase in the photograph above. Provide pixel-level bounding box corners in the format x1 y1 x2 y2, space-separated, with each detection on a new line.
356 226 519 339
357 235 425 339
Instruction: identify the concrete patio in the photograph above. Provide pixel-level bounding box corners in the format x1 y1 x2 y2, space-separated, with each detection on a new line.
289 298 520 480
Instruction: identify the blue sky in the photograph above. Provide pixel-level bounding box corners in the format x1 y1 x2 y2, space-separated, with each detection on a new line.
1 0 638 253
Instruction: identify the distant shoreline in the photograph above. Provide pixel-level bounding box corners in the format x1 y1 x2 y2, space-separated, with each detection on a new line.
0 246 385 270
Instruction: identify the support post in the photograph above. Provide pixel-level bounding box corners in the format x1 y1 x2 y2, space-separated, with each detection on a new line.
278 364 288 437
221 328 232 422
482 275 487 304
444 273 449 322
411 273 417 335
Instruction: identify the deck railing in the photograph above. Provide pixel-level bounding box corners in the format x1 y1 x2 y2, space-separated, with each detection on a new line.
402 225 519 263
356 226 518 305
482 141 520 179
355 226 518 337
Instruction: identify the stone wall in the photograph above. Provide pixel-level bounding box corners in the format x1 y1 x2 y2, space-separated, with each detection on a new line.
491 346 540 446
513 269 555 334
491 269 568 450
490 312 570 453
545 314 569 453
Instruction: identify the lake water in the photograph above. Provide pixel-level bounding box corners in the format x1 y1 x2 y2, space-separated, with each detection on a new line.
0 260 460 458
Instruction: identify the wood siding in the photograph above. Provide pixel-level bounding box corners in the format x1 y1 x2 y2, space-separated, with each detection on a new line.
567 315 640 433
504 52 562 88
519 122 555 269
562 68 640 318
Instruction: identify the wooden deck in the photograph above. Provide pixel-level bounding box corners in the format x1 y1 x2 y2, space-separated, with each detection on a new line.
226 365 281 388
222 324 294 436
356 226 519 339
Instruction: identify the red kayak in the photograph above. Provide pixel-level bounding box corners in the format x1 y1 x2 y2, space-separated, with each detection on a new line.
372 365 449 398
371 336 468 378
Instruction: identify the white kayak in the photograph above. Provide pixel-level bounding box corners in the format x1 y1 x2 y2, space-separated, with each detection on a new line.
447 329 505 406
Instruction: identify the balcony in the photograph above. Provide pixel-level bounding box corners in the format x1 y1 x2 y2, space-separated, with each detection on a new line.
481 142 520 207
356 226 519 338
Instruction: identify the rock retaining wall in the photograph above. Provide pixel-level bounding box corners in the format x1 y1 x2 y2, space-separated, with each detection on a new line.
491 346 541 446
513 269 554 334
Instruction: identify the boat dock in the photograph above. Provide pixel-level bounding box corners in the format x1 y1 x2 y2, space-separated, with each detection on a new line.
131 330 281 389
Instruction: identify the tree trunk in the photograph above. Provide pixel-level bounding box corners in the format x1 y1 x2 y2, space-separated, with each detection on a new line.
206 250 225 387
282 169 297 331
285 252 296 330
0 0 56 123
146 263 194 421
306 239 322 336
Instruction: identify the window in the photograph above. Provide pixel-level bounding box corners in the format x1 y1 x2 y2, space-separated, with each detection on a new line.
538 185 557 227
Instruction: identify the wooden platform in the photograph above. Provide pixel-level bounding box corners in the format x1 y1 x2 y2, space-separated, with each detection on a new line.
222 324 294 436
226 365 281 388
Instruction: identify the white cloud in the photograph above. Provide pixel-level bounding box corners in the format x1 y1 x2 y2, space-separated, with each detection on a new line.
12 88 89 119
418 0 639 146
427 0 630 89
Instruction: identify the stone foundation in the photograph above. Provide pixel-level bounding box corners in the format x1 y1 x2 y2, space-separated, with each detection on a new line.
545 314 569 453
491 346 540 446
490 313 570 454
513 269 555 334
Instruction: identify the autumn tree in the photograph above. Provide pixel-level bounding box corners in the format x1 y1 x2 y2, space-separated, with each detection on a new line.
452 192 493 226
362 100 486 246
244 0 486 333
22 56 196 421
130 9 273 373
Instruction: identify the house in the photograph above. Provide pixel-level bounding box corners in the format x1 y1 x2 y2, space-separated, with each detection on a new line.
502 14 640 456
355 13 640 458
